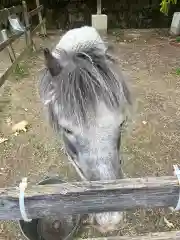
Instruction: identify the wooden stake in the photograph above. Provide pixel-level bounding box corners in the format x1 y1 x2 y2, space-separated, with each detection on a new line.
35 0 46 36
22 1 31 46
97 0 102 14
1 29 16 63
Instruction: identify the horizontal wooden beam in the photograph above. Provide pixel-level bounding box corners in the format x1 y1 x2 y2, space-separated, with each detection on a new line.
0 45 32 87
28 5 43 18
0 31 24 52
0 176 179 220
31 18 45 36
78 231 180 240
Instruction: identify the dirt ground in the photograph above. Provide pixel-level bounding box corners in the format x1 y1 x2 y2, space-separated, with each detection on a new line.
0 29 180 239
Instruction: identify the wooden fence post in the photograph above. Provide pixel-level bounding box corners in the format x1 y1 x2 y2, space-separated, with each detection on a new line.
36 0 46 36
1 8 19 63
22 1 31 46
97 0 102 14
0 29 22 73
1 29 16 63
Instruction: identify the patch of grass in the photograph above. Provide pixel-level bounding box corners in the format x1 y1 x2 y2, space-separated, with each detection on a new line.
0 86 11 113
176 67 180 75
176 36 180 42
13 62 29 80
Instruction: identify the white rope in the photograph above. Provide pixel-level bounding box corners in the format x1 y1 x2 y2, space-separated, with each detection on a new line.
173 164 180 211
67 154 87 181
60 143 87 181
19 177 32 222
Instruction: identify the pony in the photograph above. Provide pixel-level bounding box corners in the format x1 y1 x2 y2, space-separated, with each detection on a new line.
39 26 131 232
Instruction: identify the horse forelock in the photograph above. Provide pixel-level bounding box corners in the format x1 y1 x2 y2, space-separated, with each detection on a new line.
53 26 107 55
39 27 131 130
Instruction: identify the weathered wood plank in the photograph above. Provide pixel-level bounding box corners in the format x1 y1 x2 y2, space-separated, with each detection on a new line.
77 231 180 240
28 5 43 18
0 176 179 220
0 31 24 52
0 45 32 87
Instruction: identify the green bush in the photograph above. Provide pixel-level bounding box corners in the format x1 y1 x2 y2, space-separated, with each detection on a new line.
160 0 177 15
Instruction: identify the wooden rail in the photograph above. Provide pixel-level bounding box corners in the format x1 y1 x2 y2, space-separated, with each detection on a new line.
31 18 46 36
78 231 180 240
0 176 179 220
0 31 24 52
0 46 32 87
28 5 43 18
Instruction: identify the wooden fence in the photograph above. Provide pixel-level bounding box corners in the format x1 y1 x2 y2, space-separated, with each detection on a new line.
0 175 180 239
78 232 180 240
0 0 46 88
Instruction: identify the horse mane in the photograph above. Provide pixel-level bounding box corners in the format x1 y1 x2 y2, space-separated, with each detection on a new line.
39 29 131 130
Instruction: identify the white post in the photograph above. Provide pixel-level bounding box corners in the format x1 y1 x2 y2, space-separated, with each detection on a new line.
170 12 180 36
92 0 107 35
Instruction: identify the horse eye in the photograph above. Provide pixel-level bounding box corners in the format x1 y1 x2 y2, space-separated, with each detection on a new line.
64 128 73 135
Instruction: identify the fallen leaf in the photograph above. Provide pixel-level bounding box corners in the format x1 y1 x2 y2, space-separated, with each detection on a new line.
12 120 29 133
0 137 8 144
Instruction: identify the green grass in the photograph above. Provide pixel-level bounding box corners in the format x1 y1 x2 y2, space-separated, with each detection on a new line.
176 68 180 75
176 36 180 42
13 62 29 80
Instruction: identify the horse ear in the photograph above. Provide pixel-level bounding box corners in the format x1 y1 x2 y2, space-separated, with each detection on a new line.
43 48 62 76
